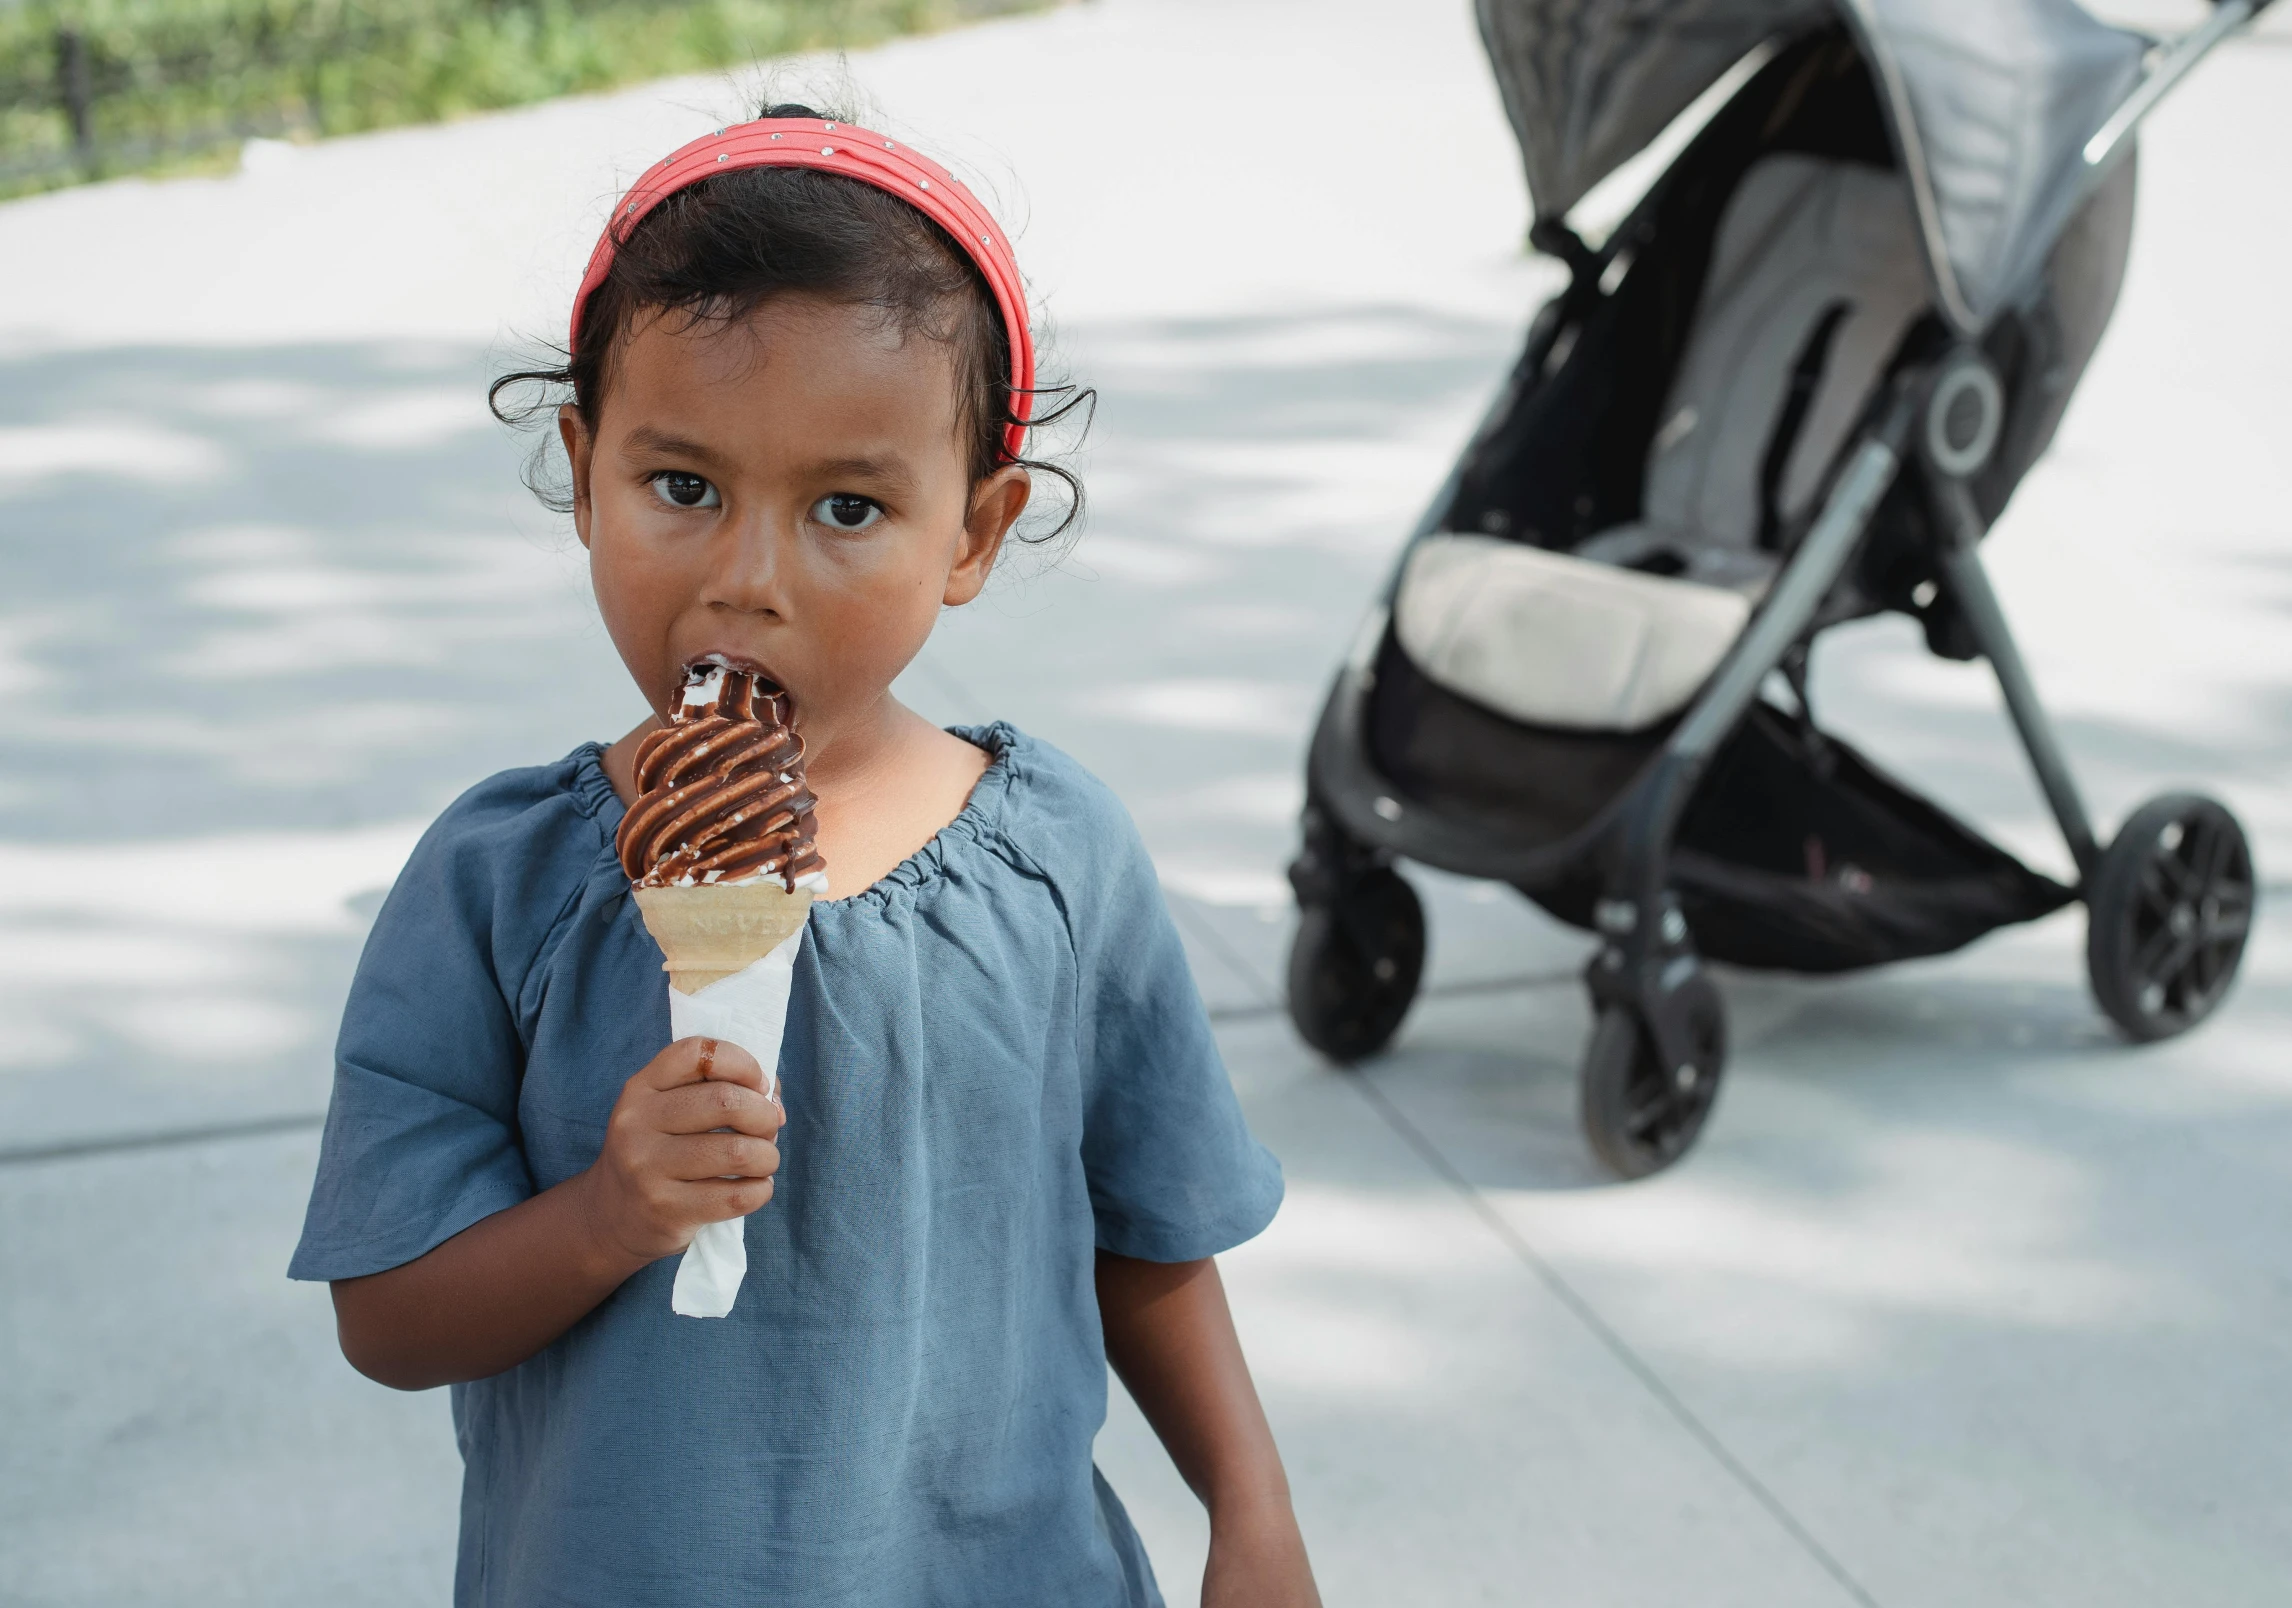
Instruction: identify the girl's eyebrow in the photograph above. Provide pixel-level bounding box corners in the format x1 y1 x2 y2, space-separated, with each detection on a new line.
620 425 719 463
806 455 916 495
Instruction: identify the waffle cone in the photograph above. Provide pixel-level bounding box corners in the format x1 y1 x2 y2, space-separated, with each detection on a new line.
633 881 815 995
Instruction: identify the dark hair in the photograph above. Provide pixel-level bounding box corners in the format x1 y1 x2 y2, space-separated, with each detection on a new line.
491 103 1091 546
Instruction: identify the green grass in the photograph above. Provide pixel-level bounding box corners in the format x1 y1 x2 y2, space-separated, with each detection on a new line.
0 0 1026 197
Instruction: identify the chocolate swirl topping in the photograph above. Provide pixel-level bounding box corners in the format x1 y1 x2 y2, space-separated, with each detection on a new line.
614 665 825 891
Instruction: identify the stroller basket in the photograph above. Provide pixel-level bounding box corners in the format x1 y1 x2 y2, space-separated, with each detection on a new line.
1368 634 2072 973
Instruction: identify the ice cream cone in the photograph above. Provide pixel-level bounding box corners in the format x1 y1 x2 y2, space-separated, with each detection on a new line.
634 881 815 994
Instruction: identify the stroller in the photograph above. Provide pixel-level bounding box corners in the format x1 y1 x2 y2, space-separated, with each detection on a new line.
1286 0 2272 1178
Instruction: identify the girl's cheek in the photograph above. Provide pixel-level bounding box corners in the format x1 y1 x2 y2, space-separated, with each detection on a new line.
787 539 925 629
588 506 695 629
801 533 947 647
598 487 714 571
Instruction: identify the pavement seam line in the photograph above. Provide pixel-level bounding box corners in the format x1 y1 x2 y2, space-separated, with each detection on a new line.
0 1112 327 1167
1203 966 1581 1025
1348 1070 1883 1608
1166 896 1287 1009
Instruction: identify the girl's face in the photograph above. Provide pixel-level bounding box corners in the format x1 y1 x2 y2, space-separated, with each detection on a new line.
561 294 1028 756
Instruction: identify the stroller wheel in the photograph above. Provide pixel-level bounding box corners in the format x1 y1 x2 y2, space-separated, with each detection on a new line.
1580 996 1725 1180
2086 794 2254 1043
1285 868 1425 1064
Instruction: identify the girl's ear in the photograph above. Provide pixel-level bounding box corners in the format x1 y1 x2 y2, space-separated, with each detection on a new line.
559 404 596 549
945 466 1031 607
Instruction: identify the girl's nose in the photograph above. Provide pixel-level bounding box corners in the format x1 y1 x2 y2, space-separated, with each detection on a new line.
703 513 789 616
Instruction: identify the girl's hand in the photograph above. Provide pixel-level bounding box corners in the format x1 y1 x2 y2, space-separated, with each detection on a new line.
575 1035 783 1264
1203 1505 1320 1608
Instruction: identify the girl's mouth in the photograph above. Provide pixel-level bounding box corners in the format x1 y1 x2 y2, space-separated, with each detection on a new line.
685 651 786 689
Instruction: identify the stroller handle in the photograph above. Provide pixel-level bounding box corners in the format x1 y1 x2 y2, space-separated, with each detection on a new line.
2082 0 2261 181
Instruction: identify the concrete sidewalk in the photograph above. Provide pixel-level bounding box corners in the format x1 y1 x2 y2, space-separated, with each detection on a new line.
4 1 2292 1603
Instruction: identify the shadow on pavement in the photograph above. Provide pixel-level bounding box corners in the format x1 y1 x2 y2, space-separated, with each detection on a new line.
0 339 636 1151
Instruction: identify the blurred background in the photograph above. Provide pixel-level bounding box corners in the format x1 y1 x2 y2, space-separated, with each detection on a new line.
3 0 2289 1602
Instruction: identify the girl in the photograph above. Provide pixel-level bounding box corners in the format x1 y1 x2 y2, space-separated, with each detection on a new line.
289 106 1319 1607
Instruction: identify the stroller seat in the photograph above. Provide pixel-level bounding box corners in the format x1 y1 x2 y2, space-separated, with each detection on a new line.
1394 535 1752 730
1395 153 1929 733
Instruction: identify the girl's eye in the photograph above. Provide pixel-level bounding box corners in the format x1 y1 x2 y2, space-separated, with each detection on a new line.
650 471 719 510
810 493 884 532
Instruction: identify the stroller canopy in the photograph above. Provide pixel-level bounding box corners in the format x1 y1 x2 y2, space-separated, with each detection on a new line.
1477 0 2146 332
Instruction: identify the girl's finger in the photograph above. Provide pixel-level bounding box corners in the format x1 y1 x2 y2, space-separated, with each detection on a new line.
693 1036 764 1089
638 1035 765 1093
690 1176 774 1222
667 1133 780 1182
654 1079 783 1137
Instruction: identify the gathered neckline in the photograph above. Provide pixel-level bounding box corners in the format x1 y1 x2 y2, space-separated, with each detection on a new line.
568 722 1020 913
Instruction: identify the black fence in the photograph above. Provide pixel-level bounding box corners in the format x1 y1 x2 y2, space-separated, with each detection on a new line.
2 0 408 189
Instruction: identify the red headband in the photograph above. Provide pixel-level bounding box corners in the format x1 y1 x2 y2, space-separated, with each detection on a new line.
572 116 1035 462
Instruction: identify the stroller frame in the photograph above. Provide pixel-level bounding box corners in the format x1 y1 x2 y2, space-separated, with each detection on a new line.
1291 1 2271 1177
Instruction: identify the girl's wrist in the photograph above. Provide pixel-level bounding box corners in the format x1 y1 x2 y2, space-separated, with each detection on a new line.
558 1166 656 1284
1206 1479 1300 1536
1205 1496 1318 1605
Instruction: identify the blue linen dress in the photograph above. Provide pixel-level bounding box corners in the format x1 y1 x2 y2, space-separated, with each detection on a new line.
288 724 1284 1608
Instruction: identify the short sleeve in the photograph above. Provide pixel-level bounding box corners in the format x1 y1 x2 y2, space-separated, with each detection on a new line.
287 780 576 1282
1064 784 1283 1262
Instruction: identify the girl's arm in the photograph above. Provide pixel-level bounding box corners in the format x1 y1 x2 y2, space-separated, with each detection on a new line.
1095 1253 1321 1608
333 1170 647 1388
332 1036 781 1390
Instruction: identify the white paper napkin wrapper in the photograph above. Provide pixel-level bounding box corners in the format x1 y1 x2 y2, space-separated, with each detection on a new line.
665 925 804 1318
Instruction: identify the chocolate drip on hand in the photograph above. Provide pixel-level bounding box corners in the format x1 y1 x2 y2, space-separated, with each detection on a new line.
613 666 826 890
